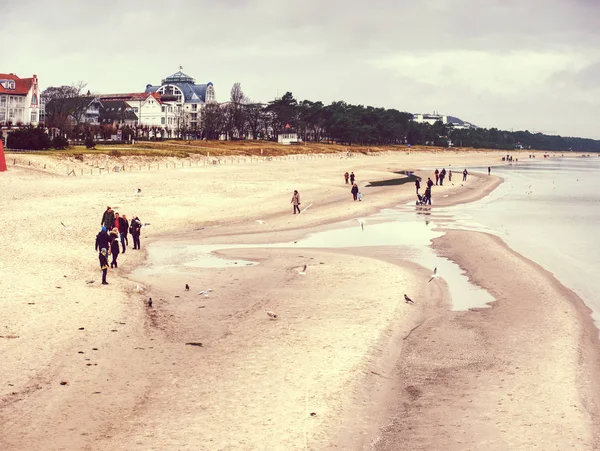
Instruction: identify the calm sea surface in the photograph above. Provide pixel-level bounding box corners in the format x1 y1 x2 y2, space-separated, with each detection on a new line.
431 156 600 323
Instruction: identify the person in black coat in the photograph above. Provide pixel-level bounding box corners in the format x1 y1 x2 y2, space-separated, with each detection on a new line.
118 214 129 253
350 172 355 184
95 227 110 252
130 216 142 250
426 177 434 189
415 178 421 194
440 168 447 186
101 207 115 230
110 234 120 268
351 183 359 201
99 248 109 285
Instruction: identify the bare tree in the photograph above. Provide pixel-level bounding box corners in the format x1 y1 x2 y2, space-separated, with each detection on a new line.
201 103 225 140
245 103 266 139
229 82 247 139
43 81 90 137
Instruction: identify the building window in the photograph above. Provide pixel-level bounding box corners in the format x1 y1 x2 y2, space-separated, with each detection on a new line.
161 106 165 113
133 107 138 113
161 117 165 125
191 113 197 120
192 104 197 111
31 112 37 122
31 95 38 105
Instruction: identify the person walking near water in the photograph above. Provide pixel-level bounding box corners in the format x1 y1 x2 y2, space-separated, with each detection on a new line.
110 231 120 268
130 216 142 249
350 172 355 184
440 168 447 186
463 169 468 181
291 190 301 214
99 248 109 285
344 172 349 184
351 183 359 201
488 166 491 175
449 170 453 182
434 169 440 185
415 178 421 194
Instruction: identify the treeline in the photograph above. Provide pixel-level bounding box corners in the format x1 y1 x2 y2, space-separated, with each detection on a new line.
205 88 600 152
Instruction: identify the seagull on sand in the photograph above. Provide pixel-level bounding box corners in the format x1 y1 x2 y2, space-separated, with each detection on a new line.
428 267 438 283
199 289 213 297
356 218 365 231
404 294 414 304
266 310 277 319
185 284 190 291
297 265 308 276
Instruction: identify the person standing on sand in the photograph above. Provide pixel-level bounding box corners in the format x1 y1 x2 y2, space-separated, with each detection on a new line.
344 172 349 184
291 190 301 214
101 206 115 230
440 168 447 186
99 248 109 285
488 166 491 175
434 169 440 185
130 216 142 249
350 172 355 184
424 185 432 205
449 170 452 182
95 226 110 252
351 183 359 201
120 214 129 253
415 178 421 194
110 231 120 268
427 177 434 190
463 169 468 181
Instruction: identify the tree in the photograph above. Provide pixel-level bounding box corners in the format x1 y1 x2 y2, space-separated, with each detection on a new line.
42 81 90 137
244 103 266 139
6 126 52 150
266 92 298 133
200 103 225 140
228 82 247 139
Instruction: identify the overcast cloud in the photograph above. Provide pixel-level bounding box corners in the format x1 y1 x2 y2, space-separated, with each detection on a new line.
3 0 599 138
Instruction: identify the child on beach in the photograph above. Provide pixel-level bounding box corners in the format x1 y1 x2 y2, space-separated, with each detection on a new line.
110 230 120 268
99 248 109 285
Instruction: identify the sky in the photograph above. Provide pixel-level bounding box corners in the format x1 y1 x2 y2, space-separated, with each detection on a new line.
4 0 600 138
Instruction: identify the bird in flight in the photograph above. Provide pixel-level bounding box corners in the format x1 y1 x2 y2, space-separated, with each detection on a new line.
297 265 307 275
199 289 213 297
404 294 414 304
428 267 438 283
266 310 277 319
185 284 190 291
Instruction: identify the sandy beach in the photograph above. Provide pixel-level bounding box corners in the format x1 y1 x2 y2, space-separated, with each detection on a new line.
1 149 598 450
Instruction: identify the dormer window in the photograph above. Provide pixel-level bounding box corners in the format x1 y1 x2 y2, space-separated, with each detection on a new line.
8 80 15 89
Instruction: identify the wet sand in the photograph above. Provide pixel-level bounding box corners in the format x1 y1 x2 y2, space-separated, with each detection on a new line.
1 150 597 450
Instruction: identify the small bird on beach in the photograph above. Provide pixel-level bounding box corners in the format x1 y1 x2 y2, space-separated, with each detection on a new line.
428 267 438 283
297 265 308 275
148 297 153 308
137 188 142 194
199 289 213 297
266 310 277 319
404 294 414 304
185 284 190 291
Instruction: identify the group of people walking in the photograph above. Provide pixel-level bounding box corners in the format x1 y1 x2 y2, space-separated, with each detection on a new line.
95 206 143 285
344 171 362 201
416 167 470 205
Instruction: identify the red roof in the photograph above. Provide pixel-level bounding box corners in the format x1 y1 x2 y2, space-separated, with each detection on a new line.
0 73 34 95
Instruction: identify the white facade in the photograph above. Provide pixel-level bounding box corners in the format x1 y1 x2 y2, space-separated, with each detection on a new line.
278 132 301 145
99 93 179 129
0 74 40 125
413 113 475 130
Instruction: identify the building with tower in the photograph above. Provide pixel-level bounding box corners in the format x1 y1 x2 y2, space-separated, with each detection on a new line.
144 69 216 131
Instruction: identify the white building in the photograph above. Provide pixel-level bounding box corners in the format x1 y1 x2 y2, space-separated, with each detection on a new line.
277 124 301 145
99 92 178 129
0 73 41 125
145 70 216 131
413 113 476 130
